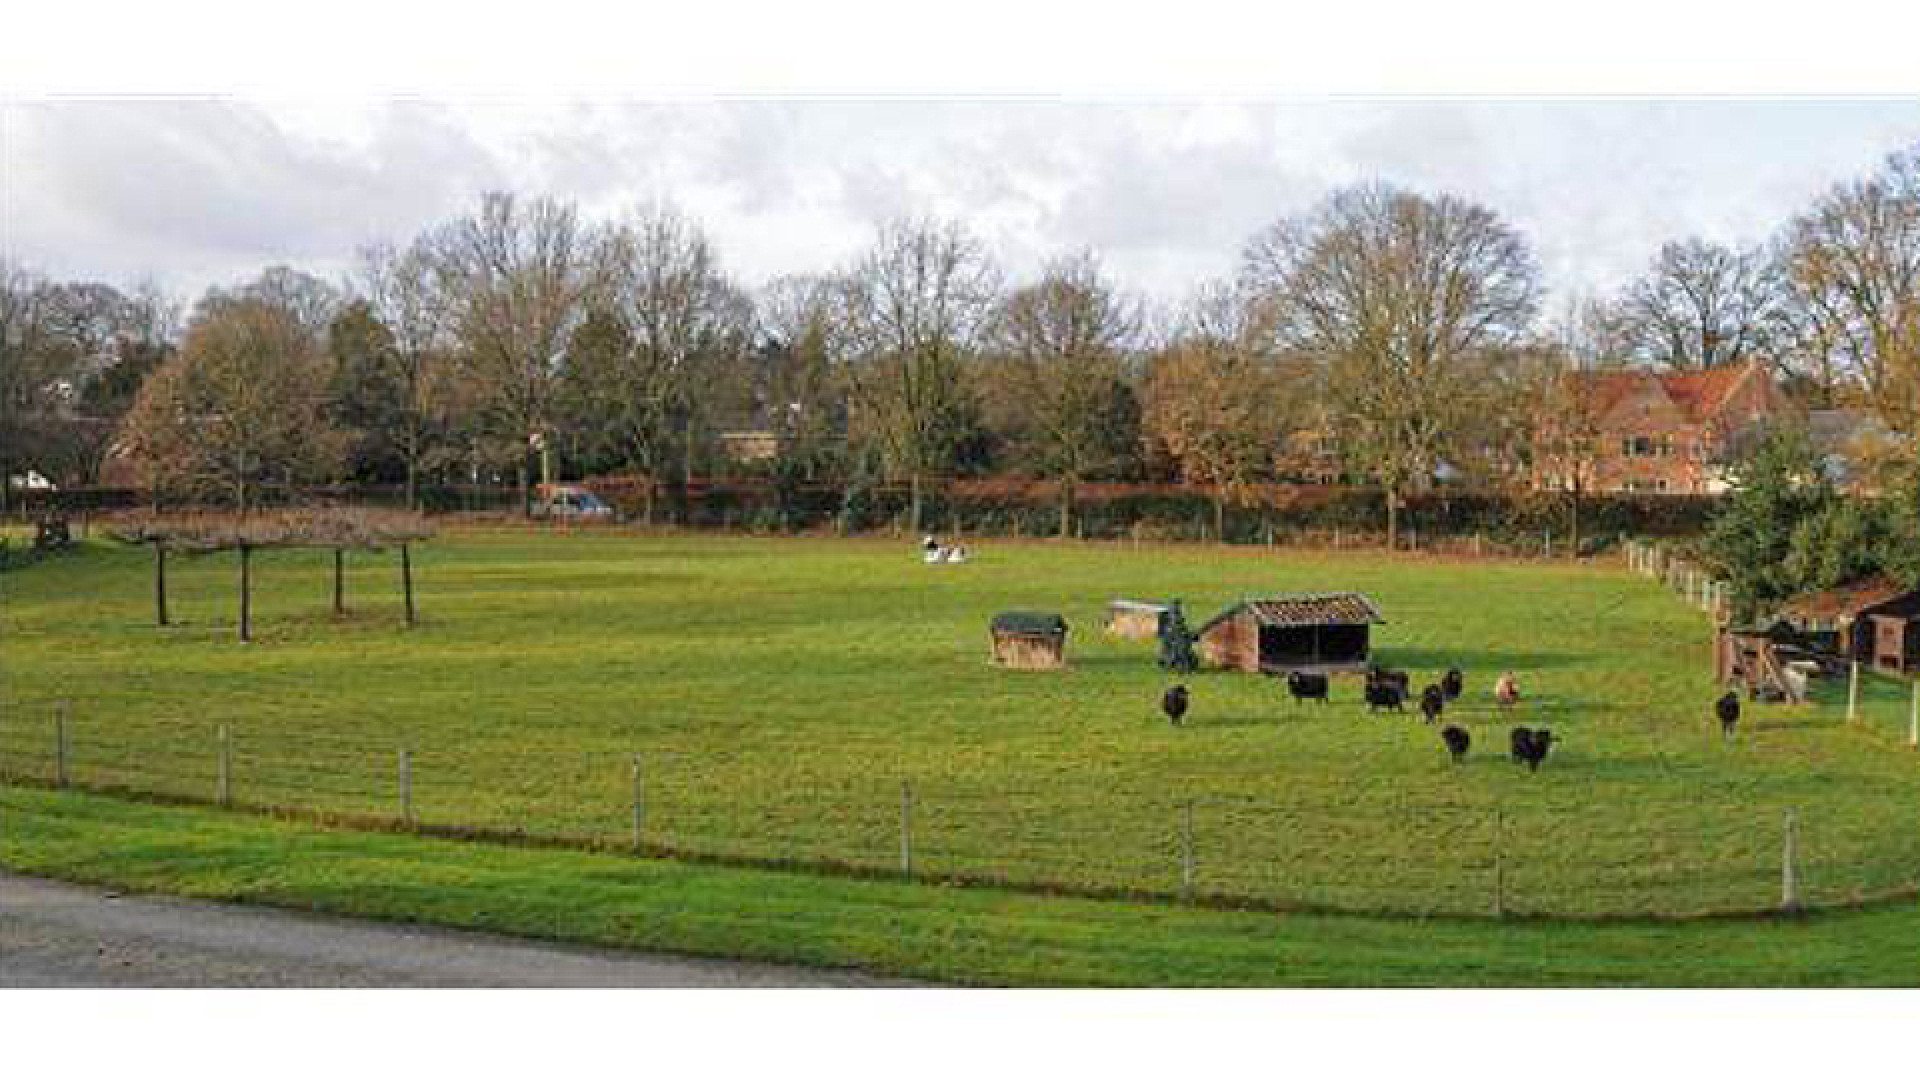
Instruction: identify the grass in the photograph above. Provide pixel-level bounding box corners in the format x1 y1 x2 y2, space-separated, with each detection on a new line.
3 528 1919 921
5 784 1919 986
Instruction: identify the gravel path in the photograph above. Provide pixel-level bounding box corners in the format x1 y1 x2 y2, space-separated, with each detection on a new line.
0 872 916 987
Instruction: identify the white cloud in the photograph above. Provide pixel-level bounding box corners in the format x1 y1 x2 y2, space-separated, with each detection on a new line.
4 98 1917 312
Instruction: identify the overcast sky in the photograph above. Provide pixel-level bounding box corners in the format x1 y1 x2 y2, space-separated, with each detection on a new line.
5 98 1918 312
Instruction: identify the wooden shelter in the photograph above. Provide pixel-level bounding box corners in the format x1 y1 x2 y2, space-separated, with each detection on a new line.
1104 600 1170 640
990 612 1069 670
1194 593 1384 674
1778 578 1920 675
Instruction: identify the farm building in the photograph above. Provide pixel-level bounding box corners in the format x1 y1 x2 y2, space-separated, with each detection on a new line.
1194 593 1384 674
1778 578 1920 675
1105 600 1170 640
990 612 1069 670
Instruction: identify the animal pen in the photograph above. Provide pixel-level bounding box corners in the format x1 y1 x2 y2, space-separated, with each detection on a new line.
1104 600 1169 640
1195 593 1384 674
990 612 1069 670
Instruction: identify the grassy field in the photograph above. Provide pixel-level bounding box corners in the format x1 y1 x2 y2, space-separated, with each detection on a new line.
3 528 1918 919
7 784 1919 986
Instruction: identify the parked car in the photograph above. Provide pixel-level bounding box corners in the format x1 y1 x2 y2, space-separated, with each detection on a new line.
532 485 615 521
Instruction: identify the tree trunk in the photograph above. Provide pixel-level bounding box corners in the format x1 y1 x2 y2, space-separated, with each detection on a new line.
518 458 532 518
238 544 253 643
404 459 419 514
332 548 345 616
154 544 169 627
1058 478 1075 539
1568 481 1583 561
401 543 416 627
1212 491 1226 542
909 472 924 537
1385 489 1400 551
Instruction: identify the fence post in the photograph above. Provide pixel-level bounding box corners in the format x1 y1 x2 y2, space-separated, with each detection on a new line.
899 780 914 878
218 724 232 807
55 702 69 789
1492 803 1507 918
630 753 645 850
1847 662 1861 724
399 748 413 828
1908 680 1918 749
1180 799 1197 900
1781 809 1800 911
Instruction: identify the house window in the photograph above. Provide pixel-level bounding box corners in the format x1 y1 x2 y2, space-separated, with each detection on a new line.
1623 435 1657 457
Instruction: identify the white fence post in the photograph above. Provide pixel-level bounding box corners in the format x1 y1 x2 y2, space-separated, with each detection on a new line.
1908 680 1918 749
1848 662 1861 724
1781 810 1800 911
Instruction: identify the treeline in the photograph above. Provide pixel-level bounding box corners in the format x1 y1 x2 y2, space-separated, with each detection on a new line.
2 145 1915 543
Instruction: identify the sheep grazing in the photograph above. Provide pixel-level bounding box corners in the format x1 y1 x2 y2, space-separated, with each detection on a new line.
1441 725 1471 763
1441 668 1464 701
1364 680 1405 712
1419 684 1446 724
1512 727 1555 772
1367 666 1410 695
1494 671 1521 709
1162 684 1190 726
1286 671 1330 704
1509 726 1534 764
1716 691 1741 740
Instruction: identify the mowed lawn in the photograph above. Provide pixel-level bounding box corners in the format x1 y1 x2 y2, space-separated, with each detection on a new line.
4 528 1917 917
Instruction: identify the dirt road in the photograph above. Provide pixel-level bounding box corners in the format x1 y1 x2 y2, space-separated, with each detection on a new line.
0 872 914 987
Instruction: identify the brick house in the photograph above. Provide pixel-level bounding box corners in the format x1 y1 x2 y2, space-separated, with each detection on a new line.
1537 360 1792 495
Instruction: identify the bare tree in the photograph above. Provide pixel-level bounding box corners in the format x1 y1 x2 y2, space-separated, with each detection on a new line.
197 265 345 342
841 219 1000 534
572 204 754 520
426 193 606 514
1777 145 1920 434
1141 281 1301 539
0 258 79 512
1613 238 1787 370
755 273 855 498
1241 183 1542 547
117 298 344 511
986 252 1142 536
353 239 455 509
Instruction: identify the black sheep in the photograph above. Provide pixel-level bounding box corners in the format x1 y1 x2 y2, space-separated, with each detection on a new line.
1716 691 1740 740
1419 684 1446 724
1286 671 1330 704
1509 726 1534 764
1441 668 1464 701
1367 666 1410 695
1515 727 1555 772
1364 681 1405 712
1441 725 1471 763
1162 684 1190 726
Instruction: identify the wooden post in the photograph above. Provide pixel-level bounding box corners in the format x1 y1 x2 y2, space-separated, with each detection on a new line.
55 702 69 789
155 543 170 627
401 544 416 627
238 544 253 643
899 780 914 878
1908 680 1917 749
332 548 345 616
641 753 656 845
1848 662 1861 724
1181 799 1196 900
1492 803 1506 917
1781 810 1800 911
399 748 413 828
218 724 231 807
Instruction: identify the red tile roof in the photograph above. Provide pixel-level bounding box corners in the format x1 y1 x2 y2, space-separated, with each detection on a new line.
1575 361 1761 424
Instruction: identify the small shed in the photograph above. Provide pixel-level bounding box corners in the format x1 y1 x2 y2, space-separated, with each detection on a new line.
1855 589 1920 676
1777 577 1920 673
990 612 1069 670
1105 600 1170 640
1195 593 1384 674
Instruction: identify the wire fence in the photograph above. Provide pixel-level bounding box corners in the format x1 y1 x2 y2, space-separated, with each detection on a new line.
5 706 1917 919
1624 538 1731 621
